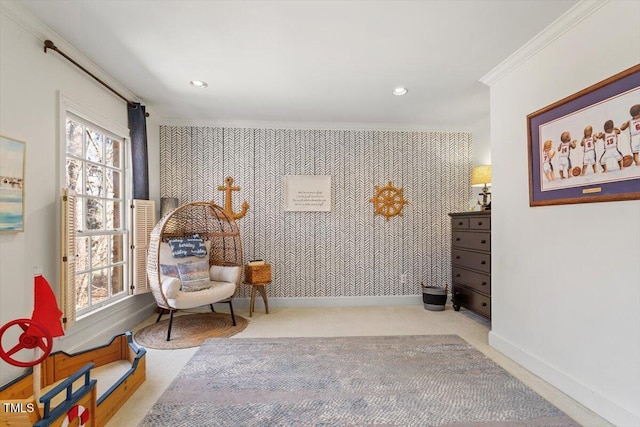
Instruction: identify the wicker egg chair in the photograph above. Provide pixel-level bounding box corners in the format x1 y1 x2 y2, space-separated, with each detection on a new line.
147 201 243 340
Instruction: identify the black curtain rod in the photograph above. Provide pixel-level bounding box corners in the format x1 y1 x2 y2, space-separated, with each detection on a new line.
44 40 149 116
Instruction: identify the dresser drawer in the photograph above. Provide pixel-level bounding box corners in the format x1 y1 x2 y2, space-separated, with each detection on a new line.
452 267 491 294
451 217 469 230
453 286 491 318
452 231 491 251
469 216 490 230
452 249 490 273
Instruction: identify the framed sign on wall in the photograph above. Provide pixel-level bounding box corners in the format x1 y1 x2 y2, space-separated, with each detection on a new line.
284 175 331 212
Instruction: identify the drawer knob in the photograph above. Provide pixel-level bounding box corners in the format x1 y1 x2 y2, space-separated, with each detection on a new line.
478 221 483 226
455 238 461 241
481 282 487 286
481 240 487 244
481 302 487 307
481 260 486 265
456 274 461 278
458 222 463 226
455 255 461 259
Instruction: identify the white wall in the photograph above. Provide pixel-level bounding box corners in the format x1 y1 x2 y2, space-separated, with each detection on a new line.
487 2 640 425
0 4 155 384
469 114 491 207
470 114 491 167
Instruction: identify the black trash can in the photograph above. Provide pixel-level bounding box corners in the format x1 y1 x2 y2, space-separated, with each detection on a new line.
422 284 447 311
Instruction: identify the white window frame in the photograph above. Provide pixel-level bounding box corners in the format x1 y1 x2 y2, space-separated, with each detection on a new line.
59 95 133 319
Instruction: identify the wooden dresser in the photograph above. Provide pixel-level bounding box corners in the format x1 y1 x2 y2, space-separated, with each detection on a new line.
449 211 491 319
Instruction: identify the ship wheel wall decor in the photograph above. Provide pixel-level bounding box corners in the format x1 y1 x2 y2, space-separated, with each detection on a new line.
369 181 408 221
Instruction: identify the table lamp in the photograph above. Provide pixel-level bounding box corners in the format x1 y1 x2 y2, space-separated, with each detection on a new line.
471 165 491 210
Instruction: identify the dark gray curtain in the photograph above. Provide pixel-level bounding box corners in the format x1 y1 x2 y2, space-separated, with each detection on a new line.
128 103 149 200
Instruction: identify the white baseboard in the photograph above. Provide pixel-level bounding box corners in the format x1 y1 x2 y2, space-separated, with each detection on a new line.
233 294 423 309
489 331 639 427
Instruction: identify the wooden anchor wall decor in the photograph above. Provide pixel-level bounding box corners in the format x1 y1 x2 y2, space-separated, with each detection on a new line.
218 176 249 220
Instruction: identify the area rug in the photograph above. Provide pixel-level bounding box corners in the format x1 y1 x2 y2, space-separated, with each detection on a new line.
139 335 579 426
133 313 248 350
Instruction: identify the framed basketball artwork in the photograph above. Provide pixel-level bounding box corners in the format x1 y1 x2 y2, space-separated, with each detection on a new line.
527 64 640 207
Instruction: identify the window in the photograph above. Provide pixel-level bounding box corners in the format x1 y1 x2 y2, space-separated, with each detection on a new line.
65 113 129 315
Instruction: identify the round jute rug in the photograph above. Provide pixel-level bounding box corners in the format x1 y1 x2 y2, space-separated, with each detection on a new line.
134 312 248 350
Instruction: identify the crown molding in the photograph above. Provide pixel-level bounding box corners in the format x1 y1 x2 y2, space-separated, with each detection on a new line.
1 0 141 104
159 118 474 133
480 0 609 86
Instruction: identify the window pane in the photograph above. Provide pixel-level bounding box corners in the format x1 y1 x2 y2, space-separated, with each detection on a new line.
91 269 108 304
67 113 128 314
75 273 88 310
86 198 104 230
111 234 124 263
76 236 89 272
106 169 120 199
111 265 124 295
75 197 84 233
105 201 121 230
91 235 108 268
86 165 103 197
105 201 114 230
86 130 103 163
66 119 83 157
105 137 120 168
66 159 83 193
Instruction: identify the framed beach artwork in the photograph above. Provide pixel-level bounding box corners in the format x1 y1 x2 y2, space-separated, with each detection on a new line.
527 64 640 207
0 135 26 232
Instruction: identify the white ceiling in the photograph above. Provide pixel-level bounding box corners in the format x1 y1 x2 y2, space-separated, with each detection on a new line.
18 0 577 127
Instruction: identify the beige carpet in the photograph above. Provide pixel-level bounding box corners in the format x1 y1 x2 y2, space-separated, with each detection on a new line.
134 312 248 349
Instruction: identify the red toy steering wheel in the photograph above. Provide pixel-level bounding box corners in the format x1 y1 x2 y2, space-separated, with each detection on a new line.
0 318 53 367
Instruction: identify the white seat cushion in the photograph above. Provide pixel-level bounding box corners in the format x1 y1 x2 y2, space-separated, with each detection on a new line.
210 265 241 283
161 276 182 299
166 281 236 310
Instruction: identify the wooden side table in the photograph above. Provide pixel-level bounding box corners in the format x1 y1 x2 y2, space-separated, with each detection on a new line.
244 281 270 317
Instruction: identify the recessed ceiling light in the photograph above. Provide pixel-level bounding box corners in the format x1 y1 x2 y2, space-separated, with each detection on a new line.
190 80 208 88
392 87 408 96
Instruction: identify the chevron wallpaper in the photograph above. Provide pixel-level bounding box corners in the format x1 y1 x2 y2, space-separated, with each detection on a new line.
160 126 472 300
